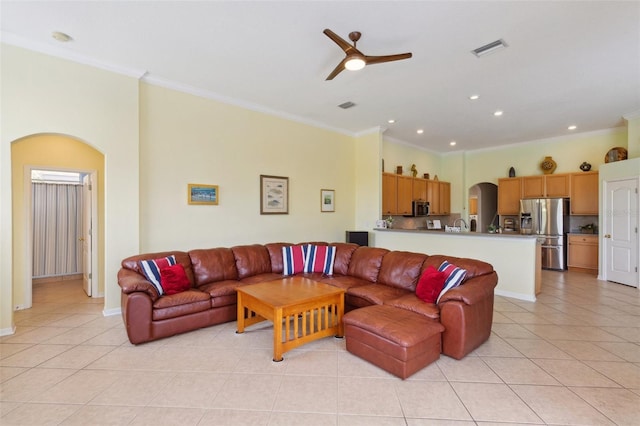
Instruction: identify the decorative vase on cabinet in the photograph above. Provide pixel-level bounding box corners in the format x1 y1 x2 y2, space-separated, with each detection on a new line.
540 156 557 174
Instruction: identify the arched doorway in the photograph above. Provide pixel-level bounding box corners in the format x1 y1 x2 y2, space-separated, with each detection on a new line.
11 134 104 312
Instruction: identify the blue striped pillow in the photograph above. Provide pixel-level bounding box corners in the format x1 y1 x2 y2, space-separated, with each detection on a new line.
282 245 310 276
436 260 467 303
304 245 336 275
139 255 176 296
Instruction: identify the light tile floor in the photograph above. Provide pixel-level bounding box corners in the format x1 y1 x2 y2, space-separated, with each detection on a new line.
1 271 639 425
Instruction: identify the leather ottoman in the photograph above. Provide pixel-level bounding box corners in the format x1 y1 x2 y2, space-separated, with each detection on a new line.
343 304 444 379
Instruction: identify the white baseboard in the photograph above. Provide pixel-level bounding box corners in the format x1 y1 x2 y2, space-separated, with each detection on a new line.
494 289 537 302
0 325 16 337
103 307 121 317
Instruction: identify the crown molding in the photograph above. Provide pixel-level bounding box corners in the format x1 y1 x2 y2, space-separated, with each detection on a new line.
623 110 640 120
383 136 442 156
1 32 147 79
140 74 356 138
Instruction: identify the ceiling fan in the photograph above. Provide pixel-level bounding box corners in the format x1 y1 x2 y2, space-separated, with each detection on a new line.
323 29 412 80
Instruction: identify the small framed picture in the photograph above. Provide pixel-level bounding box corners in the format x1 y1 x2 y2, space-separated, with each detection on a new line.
260 175 289 214
188 184 218 205
321 189 335 212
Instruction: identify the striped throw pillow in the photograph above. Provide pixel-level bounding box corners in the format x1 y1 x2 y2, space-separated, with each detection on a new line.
139 255 176 296
304 245 336 275
282 245 310 276
436 260 467 304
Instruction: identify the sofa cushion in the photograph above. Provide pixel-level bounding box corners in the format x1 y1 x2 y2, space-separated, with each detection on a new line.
160 264 191 295
422 255 493 280
437 261 467 303
384 294 440 320
415 266 445 304
347 246 389 283
189 247 238 285
377 251 427 291
282 244 310 275
198 279 246 308
347 283 409 307
330 243 359 275
318 274 371 290
232 244 273 279
265 242 291 273
139 255 176 295
304 245 336 275
152 289 211 321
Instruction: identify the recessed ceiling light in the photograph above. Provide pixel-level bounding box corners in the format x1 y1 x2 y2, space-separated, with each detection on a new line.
52 31 72 42
469 95 480 100
417 129 424 134
568 125 577 130
388 119 395 124
494 110 503 116
450 141 457 146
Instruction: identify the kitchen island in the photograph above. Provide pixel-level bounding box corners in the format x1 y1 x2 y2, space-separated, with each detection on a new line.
372 228 541 301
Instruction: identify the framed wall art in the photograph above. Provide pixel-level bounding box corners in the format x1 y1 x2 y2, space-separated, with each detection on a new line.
188 184 218 205
320 189 335 212
260 175 288 214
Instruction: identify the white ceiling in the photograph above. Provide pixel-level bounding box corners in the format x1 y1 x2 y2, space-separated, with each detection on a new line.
2 1 639 153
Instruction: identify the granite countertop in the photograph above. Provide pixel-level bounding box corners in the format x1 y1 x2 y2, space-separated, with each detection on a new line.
373 228 539 239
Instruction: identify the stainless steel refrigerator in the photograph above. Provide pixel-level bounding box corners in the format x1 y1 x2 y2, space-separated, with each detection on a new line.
520 198 570 270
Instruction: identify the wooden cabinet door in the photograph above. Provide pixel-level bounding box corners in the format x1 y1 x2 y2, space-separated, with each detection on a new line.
545 174 570 197
439 182 451 215
413 178 427 201
498 177 522 215
382 173 397 215
522 176 544 199
397 176 414 215
427 180 440 214
568 234 598 273
570 171 598 215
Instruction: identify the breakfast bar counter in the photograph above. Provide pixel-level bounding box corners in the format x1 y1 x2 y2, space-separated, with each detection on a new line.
371 228 541 301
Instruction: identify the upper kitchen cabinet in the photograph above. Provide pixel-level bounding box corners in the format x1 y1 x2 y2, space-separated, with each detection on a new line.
439 181 451 215
426 180 450 215
397 175 414 215
382 173 398 215
570 171 599 215
498 177 522 215
522 174 570 198
413 178 427 201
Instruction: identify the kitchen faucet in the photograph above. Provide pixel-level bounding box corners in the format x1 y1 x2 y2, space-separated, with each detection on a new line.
453 218 468 230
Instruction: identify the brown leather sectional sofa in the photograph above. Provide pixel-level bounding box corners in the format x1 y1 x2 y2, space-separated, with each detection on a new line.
118 242 498 360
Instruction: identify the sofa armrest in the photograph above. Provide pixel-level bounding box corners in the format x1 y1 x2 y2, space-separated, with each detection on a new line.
437 272 497 305
117 268 160 301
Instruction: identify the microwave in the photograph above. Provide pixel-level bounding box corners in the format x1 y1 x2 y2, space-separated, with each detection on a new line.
407 200 429 217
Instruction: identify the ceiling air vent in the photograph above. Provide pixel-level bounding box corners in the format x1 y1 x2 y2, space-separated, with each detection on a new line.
338 101 356 109
471 39 508 57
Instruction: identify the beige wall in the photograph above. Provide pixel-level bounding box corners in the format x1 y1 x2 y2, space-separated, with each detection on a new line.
11 135 105 306
1 45 140 333
139 83 357 251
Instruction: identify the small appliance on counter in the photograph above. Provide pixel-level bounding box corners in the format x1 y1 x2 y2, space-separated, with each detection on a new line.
503 218 516 232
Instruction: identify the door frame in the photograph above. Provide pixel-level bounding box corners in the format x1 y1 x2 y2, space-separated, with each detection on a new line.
23 166 99 308
600 176 639 287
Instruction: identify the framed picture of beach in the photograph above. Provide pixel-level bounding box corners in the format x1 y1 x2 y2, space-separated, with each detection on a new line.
188 184 218 205
260 175 288 214
320 189 335 212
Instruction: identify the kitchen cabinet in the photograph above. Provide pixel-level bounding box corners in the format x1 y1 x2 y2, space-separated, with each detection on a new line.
568 234 598 274
570 171 599 215
382 173 397 215
439 181 451 215
413 178 427 201
521 174 570 199
382 173 413 215
498 177 522 215
397 176 414 215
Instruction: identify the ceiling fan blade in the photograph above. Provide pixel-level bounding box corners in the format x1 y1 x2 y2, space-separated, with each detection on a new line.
325 57 348 80
364 52 412 66
323 29 360 55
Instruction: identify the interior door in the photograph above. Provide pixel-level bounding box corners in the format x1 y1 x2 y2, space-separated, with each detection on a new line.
603 178 638 287
82 174 92 296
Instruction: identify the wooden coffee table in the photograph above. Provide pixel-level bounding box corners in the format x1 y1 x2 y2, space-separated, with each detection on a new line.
236 276 345 361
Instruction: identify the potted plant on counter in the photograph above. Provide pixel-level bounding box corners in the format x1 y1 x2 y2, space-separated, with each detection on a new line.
580 223 596 234
385 216 394 229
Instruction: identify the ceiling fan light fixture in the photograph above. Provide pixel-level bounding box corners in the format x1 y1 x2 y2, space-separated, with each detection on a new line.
345 55 366 71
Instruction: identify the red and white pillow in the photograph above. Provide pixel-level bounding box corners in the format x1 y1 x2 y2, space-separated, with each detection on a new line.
436 260 467 303
139 255 191 295
282 244 336 276
139 255 176 295
304 245 336 275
